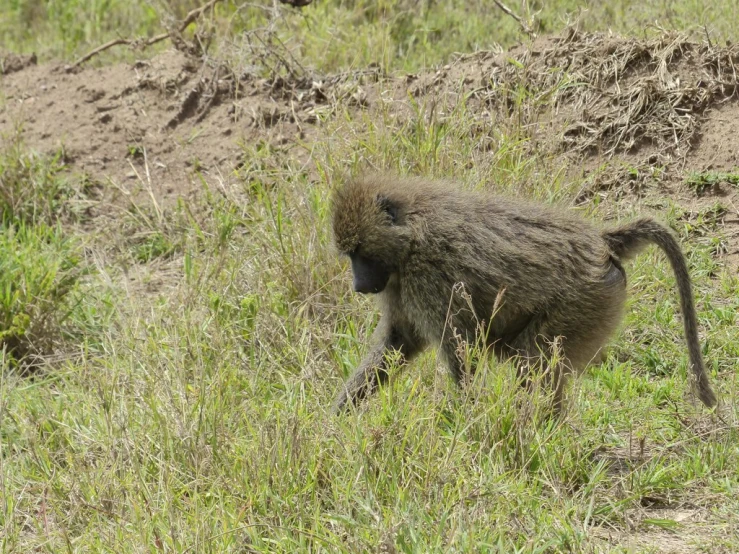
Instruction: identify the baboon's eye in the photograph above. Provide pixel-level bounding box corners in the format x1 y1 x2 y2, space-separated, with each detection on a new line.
376 195 398 224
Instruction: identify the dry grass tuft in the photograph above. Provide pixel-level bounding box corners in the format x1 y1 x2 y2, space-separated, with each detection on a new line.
421 29 739 161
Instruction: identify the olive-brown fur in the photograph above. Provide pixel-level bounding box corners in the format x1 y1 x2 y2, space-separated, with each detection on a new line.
332 174 717 413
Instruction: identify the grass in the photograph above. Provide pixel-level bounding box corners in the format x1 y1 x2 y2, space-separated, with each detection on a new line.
2 1 739 553
0 222 83 364
1 0 738 72
0 141 82 225
2 87 737 552
686 170 739 195
0 141 94 366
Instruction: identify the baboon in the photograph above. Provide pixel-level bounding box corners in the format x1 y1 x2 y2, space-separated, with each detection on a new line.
331 174 717 414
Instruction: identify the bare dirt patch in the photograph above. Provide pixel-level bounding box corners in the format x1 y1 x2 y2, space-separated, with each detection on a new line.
3 31 738 196
594 508 732 554
1 52 37 74
0 49 345 211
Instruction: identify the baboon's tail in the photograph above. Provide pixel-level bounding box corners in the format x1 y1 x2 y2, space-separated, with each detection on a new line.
603 218 717 408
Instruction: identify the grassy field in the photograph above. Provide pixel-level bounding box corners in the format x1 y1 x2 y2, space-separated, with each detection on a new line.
2 1 739 552
2 0 739 70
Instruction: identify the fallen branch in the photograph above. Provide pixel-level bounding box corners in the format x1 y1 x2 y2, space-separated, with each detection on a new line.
67 0 224 70
492 0 536 38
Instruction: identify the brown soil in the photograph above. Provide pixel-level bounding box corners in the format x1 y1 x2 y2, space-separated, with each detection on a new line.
2 33 737 184
593 506 735 554
2 32 738 191
1 50 319 209
1 52 37 74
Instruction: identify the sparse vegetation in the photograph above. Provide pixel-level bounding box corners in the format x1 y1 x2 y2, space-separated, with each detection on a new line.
2 0 739 71
0 142 92 367
0 221 83 364
1 1 739 553
0 140 78 225
686 170 739 195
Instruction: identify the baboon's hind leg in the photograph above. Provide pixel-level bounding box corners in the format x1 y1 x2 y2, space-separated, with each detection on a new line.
505 268 626 415
500 314 571 415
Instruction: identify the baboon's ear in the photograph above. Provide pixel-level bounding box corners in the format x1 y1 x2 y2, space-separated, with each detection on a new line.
376 195 398 224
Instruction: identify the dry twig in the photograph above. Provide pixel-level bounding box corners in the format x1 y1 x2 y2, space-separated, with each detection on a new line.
492 0 536 38
67 0 224 70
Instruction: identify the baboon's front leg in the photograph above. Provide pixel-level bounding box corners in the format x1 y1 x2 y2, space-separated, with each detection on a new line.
333 317 423 413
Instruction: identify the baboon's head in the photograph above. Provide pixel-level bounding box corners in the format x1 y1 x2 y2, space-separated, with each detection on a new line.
332 176 414 294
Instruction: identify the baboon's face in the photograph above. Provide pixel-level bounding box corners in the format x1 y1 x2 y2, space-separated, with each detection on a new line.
343 196 398 295
332 181 412 294
349 252 392 294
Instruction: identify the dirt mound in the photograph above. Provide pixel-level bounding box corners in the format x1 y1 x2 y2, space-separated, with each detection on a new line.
2 31 738 214
514 31 738 159
1 52 37 75
0 49 355 207
406 30 739 163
